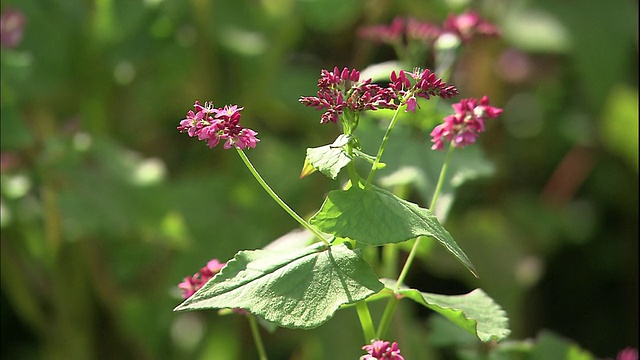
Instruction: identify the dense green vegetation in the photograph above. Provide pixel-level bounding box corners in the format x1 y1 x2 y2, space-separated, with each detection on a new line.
1 0 637 359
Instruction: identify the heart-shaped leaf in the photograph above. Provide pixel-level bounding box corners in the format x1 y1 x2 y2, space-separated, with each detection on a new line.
174 243 384 329
309 185 477 276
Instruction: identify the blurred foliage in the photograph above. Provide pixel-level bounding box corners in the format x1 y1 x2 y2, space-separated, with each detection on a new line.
1 0 637 359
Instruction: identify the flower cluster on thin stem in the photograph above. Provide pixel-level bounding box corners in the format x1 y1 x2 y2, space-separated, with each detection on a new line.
299 67 397 125
177 101 259 150
359 11 499 46
430 95 502 150
300 66 458 125
361 340 404 360
442 11 500 42
389 68 458 112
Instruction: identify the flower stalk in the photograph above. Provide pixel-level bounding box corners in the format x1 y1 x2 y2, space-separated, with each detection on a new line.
248 315 268 360
236 148 331 246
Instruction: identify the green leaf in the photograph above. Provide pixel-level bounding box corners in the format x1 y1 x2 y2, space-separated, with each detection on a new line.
357 122 494 223
304 136 352 179
531 330 596 360
383 279 510 342
601 84 639 172
174 243 384 329
309 185 477 276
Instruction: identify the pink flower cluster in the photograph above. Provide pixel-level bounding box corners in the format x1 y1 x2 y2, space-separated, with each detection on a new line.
178 259 226 299
361 340 404 360
299 67 397 124
430 96 502 150
389 68 458 112
299 66 457 124
442 11 500 42
177 101 259 150
358 11 499 45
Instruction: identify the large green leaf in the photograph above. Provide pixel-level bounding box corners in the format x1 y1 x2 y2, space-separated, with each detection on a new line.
383 279 510 342
173 243 384 329
309 185 477 276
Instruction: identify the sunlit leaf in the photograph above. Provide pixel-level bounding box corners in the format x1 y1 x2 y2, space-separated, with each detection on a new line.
309 185 477 276
303 135 352 179
383 279 510 342
174 243 384 329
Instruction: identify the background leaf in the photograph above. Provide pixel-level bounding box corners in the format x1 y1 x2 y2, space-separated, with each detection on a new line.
1 0 636 358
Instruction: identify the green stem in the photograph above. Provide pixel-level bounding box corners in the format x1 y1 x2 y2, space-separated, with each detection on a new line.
364 105 404 188
344 138 362 188
247 315 268 360
376 144 456 337
356 301 376 342
381 245 399 279
236 149 331 246
375 294 400 339
429 143 455 210
396 143 454 289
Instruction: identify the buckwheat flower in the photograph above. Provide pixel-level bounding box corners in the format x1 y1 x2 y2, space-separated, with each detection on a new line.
1 8 26 48
178 259 226 299
405 96 418 112
430 95 502 150
177 101 259 150
389 68 458 113
300 67 397 124
359 17 441 46
411 68 458 100
361 340 404 360
442 10 500 42
357 16 405 45
406 17 441 44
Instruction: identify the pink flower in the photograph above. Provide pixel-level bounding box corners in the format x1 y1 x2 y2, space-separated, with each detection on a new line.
361 340 404 360
389 68 458 112
299 67 397 124
616 348 638 360
406 17 441 43
430 96 502 150
301 67 457 120
405 96 418 112
358 17 441 45
177 101 259 150
359 13 498 48
178 259 226 299
358 17 405 44
1 8 26 48
442 10 500 42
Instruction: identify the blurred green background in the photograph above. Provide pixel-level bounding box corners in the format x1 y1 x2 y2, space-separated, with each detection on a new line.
1 0 637 359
